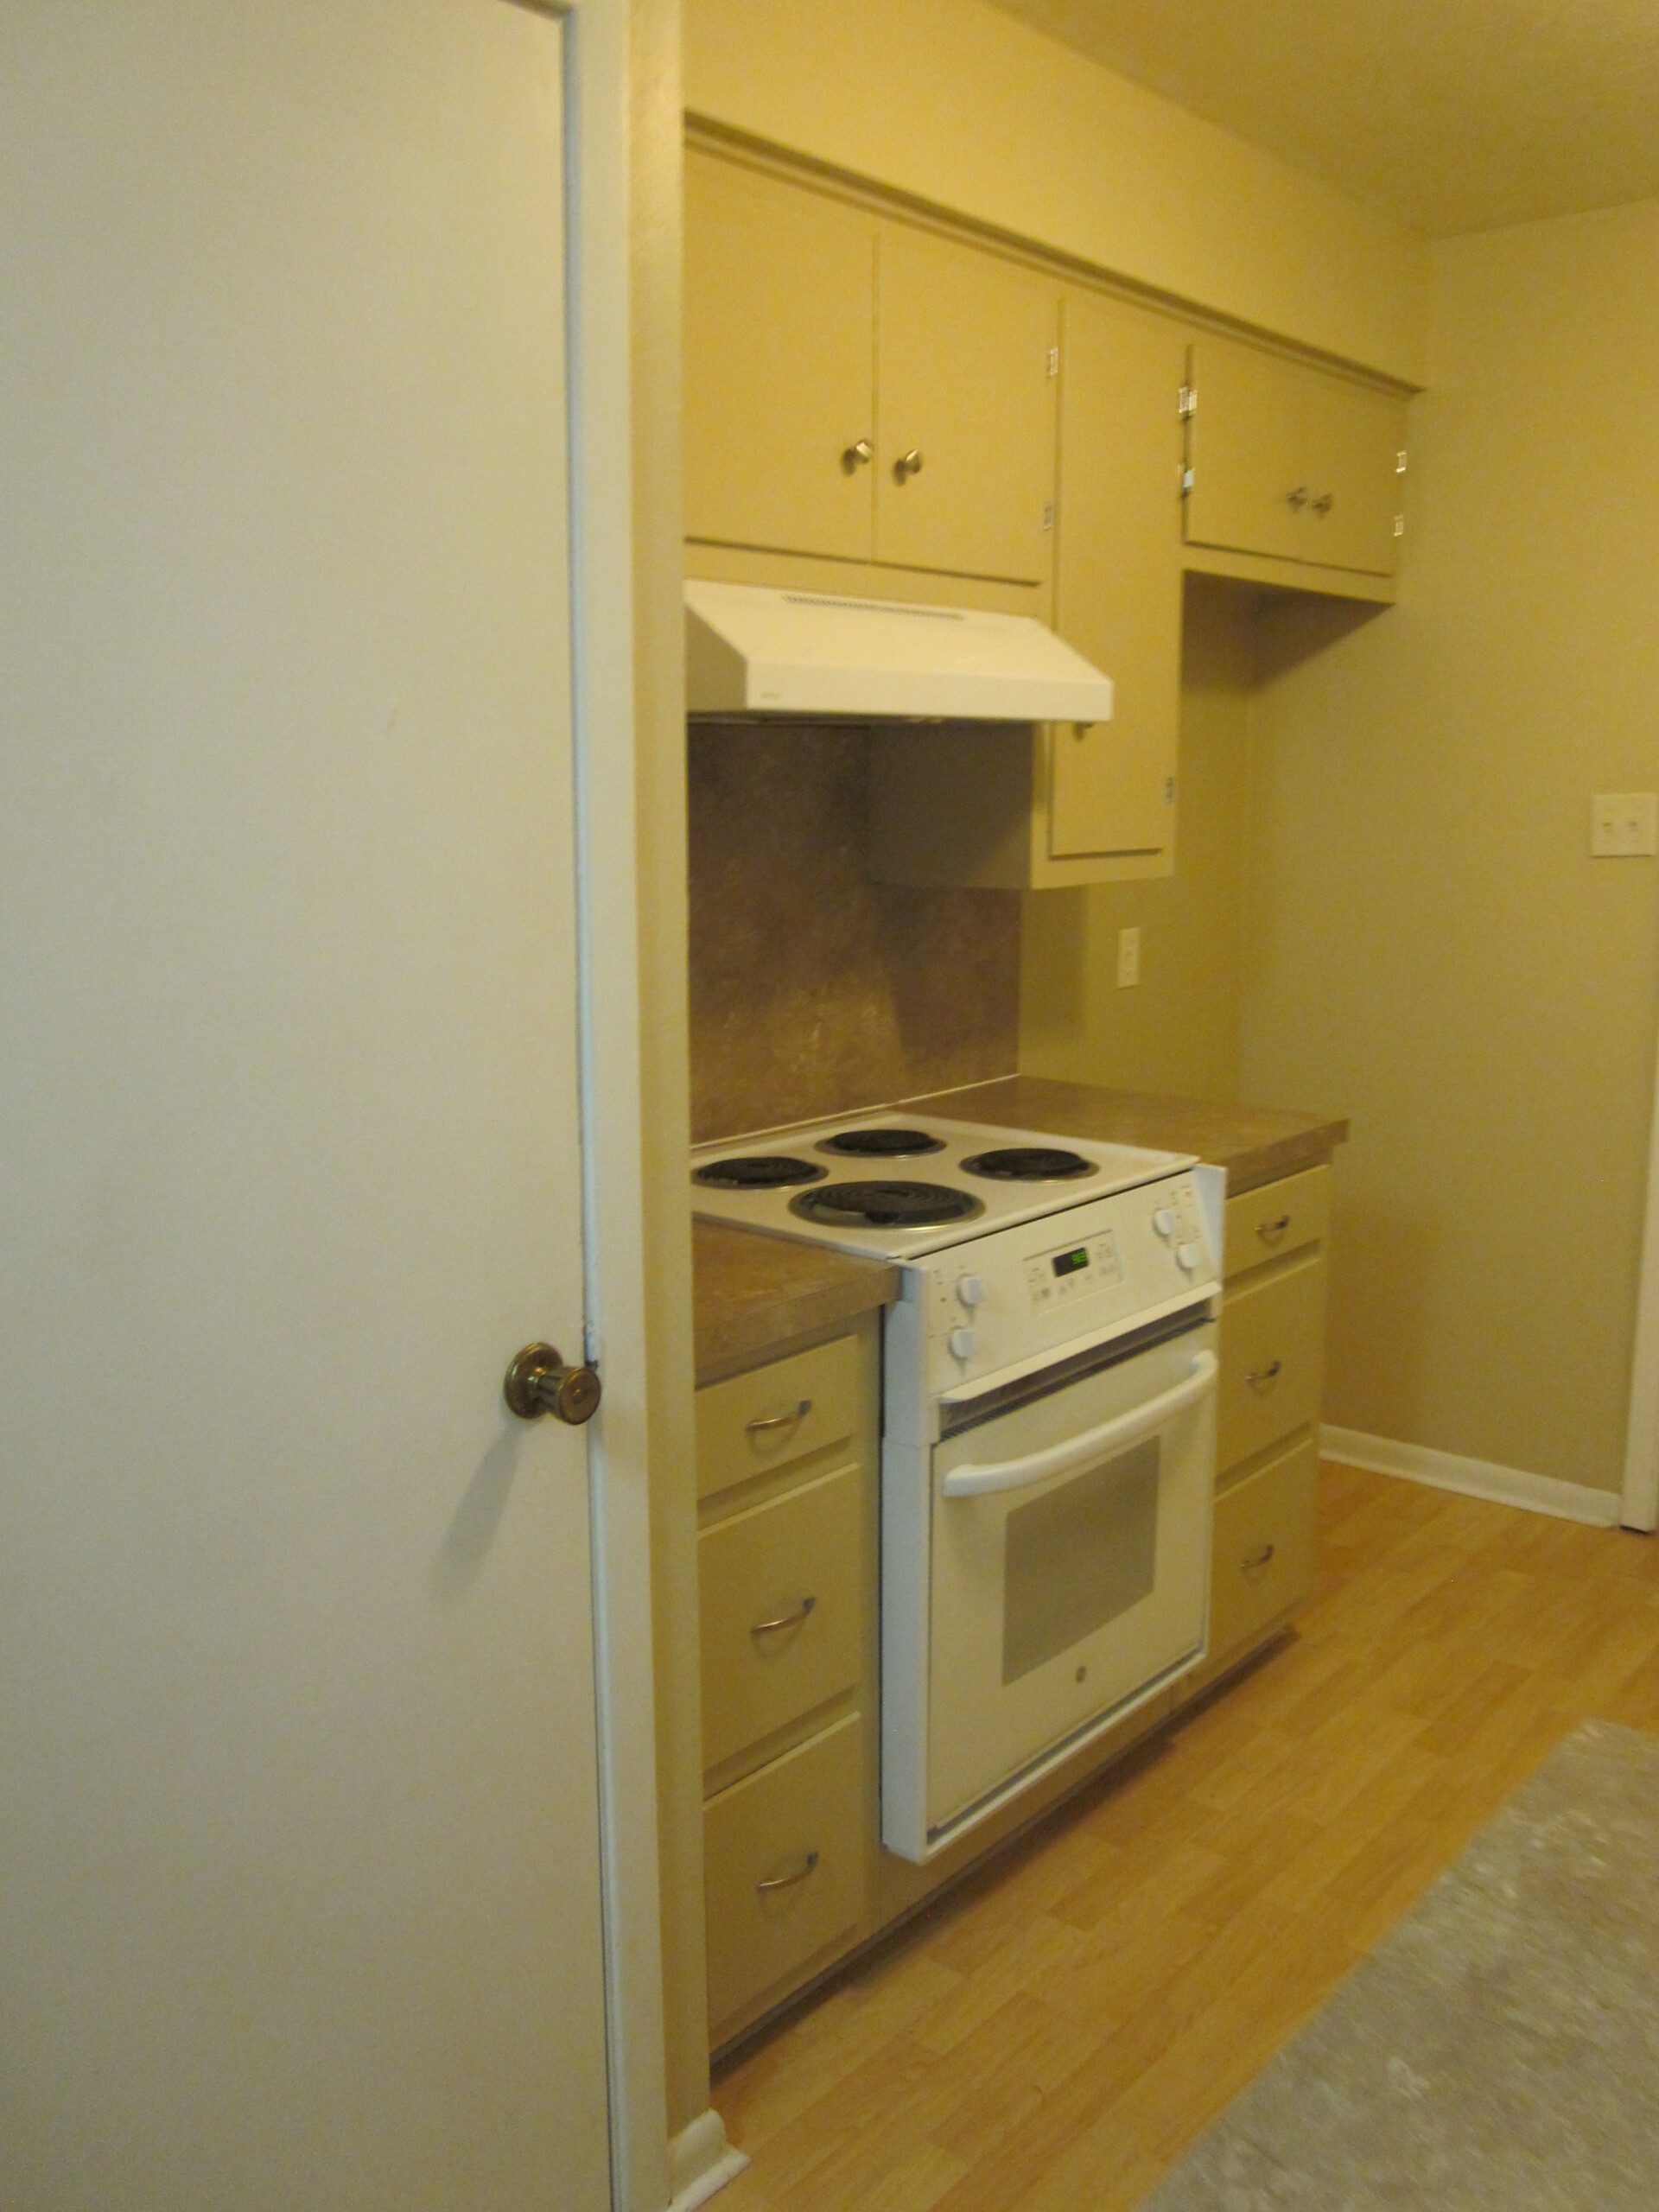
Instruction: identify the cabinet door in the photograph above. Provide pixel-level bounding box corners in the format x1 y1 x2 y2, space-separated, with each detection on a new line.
683 151 876 562
1048 291 1185 861
1184 334 1408 578
874 222 1057 584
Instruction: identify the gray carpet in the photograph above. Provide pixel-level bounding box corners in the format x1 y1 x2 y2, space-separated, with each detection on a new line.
1140 1719 1659 2210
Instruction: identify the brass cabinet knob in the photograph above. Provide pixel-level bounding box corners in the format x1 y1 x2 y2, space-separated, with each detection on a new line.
1285 485 1309 510
1311 491 1335 516
842 438 874 471
893 448 925 480
503 1342 602 1425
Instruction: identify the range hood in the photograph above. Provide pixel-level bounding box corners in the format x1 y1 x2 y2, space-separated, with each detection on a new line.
685 580 1114 724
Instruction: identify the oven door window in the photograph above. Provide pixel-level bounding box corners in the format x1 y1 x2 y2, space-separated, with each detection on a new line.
1002 1438 1159 1685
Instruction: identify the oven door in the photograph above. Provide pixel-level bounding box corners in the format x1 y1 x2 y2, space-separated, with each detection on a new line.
923 1315 1217 1850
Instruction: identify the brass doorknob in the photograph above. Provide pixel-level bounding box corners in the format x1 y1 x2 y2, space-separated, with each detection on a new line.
504 1343 602 1425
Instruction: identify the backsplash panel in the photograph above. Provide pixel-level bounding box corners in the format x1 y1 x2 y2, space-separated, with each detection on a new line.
688 723 1020 1141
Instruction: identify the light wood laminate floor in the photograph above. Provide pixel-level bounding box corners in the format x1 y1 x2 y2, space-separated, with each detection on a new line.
711 1464 1659 2212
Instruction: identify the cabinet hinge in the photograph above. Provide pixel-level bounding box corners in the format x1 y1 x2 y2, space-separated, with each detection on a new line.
1046 345 1060 378
1041 500 1054 532
1394 514 1406 538
1165 775 1176 805
1178 384 1197 421
1396 448 1408 474
1180 466 1194 498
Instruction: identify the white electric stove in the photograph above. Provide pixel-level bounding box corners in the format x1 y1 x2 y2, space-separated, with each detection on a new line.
691 1109 1226 1864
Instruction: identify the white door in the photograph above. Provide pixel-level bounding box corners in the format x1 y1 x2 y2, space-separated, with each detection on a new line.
0 6 616 2209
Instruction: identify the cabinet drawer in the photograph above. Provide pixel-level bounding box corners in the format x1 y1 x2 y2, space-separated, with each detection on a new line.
1217 1254 1325 1471
700 1465 863 1773
1210 1435 1318 1665
704 1713 867 2033
1224 1165 1330 1281
696 1335 858 1503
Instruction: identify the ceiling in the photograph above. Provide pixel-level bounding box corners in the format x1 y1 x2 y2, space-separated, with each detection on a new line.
982 0 1659 235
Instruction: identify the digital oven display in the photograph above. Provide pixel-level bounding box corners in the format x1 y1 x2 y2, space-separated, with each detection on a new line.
1051 1247 1090 1279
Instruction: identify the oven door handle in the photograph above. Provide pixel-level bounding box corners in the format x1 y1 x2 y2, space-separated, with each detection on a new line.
940 1351 1218 1500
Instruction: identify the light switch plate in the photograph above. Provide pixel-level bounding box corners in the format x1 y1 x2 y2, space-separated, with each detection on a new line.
1592 793 1659 856
1116 925 1141 988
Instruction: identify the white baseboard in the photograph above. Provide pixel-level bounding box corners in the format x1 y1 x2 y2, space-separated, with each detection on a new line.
667 2108 749 2212
1320 1425 1623 1528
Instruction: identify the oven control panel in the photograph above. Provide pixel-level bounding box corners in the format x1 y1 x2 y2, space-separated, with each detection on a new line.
1151 1178 1209 1274
912 1168 1222 1393
1022 1228 1125 1311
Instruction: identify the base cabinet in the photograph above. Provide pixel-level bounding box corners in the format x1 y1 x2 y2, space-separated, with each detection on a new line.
696 1319 881 2050
1179 1162 1331 1695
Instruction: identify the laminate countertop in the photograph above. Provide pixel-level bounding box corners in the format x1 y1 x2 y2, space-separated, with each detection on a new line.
693 1220 899 1382
692 1077 1347 1382
903 1076 1348 1199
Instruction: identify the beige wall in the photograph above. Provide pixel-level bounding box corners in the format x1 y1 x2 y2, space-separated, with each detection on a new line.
1240 199 1659 1494
1021 578 1255 1104
683 0 1428 383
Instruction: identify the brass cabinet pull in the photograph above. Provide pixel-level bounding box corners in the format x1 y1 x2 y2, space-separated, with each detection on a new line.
750 1595 816 1638
746 1399 811 1437
1286 485 1308 510
1243 1542 1277 1569
756 1851 819 1896
1311 492 1335 516
893 448 925 480
842 438 873 471
1256 1214 1292 1242
1247 1359 1283 1391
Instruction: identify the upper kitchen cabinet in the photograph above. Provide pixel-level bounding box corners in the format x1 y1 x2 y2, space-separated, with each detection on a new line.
683 146 1058 588
1048 289 1188 871
873 224 1057 586
1182 335 1410 582
684 148 876 565
868 285 1186 891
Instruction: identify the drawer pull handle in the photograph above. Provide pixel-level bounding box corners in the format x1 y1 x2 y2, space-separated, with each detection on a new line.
1247 1359 1283 1391
750 1595 816 1638
746 1399 812 1438
756 1851 819 1896
1243 1542 1277 1569
1256 1215 1292 1242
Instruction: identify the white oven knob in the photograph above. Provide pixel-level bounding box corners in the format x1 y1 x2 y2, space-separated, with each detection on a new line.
949 1326 976 1361
1153 1207 1176 1238
1175 1241 1203 1272
957 1274 985 1308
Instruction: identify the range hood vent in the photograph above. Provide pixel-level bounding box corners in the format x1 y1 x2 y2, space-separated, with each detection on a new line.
685 580 1114 724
